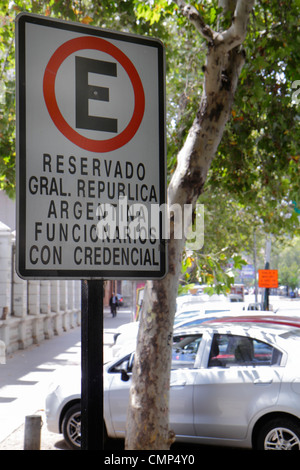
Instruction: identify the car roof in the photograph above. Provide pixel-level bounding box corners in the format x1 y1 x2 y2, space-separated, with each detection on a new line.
202 314 300 329
174 316 300 341
175 312 300 329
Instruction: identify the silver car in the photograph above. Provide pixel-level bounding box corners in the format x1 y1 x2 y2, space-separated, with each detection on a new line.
46 319 300 450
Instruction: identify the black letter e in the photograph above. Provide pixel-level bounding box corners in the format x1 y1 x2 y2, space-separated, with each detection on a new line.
75 56 117 133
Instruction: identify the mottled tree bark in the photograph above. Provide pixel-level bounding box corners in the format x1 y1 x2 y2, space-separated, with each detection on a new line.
125 0 255 450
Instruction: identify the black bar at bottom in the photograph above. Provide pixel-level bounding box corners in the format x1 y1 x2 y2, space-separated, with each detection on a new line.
81 279 104 450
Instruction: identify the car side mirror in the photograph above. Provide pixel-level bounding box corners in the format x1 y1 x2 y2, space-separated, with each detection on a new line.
120 353 134 381
121 369 130 382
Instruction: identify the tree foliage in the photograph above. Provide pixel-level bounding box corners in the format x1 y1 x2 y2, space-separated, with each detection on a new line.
208 0 300 233
2 0 298 275
1 1 299 205
273 236 300 291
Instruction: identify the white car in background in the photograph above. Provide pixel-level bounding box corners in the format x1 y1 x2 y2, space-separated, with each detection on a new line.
176 293 228 312
110 303 231 357
111 302 245 357
46 316 300 450
110 321 140 357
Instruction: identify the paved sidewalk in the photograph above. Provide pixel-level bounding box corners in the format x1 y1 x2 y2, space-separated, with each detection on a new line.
0 307 133 450
0 410 70 450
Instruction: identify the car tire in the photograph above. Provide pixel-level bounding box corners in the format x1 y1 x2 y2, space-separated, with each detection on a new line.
256 417 300 450
62 403 109 450
62 403 81 450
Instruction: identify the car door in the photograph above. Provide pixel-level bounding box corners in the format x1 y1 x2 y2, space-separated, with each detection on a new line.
108 335 203 438
169 334 203 436
193 332 284 440
106 354 133 437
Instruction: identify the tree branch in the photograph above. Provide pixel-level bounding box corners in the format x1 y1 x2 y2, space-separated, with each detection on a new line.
175 0 217 43
175 0 255 52
218 0 255 50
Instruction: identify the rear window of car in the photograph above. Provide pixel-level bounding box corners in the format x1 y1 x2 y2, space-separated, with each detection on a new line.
208 334 282 367
280 329 300 340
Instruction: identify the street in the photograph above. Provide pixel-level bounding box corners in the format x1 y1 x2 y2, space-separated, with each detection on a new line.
0 296 299 450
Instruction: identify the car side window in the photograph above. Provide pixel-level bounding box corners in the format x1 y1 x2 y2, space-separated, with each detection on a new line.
172 335 202 369
208 334 282 368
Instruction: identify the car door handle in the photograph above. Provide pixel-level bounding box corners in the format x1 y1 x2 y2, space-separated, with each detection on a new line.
170 381 186 388
254 378 273 385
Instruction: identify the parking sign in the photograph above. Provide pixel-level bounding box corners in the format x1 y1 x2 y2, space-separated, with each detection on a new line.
16 13 166 279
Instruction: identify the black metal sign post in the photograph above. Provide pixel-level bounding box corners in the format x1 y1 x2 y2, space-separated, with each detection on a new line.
81 280 104 450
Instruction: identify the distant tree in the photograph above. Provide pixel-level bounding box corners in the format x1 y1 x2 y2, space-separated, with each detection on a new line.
276 237 300 292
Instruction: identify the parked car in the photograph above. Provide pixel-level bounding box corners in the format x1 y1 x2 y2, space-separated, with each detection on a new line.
111 323 138 354
176 294 228 312
174 302 232 325
46 318 300 450
243 302 275 311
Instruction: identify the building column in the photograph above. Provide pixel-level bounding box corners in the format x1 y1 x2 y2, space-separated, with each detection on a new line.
0 222 13 320
51 280 63 335
0 222 13 349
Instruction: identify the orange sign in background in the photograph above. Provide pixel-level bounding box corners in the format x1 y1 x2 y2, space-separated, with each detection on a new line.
258 269 278 288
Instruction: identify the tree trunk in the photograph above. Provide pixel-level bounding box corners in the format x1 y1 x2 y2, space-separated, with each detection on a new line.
125 0 254 450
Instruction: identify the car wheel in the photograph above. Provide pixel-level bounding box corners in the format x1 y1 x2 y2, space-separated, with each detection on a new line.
256 418 300 450
62 403 81 450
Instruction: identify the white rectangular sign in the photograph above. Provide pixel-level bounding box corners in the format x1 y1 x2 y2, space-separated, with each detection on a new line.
16 13 166 279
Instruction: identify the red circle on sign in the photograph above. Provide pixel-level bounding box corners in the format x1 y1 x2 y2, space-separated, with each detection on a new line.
43 36 145 152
